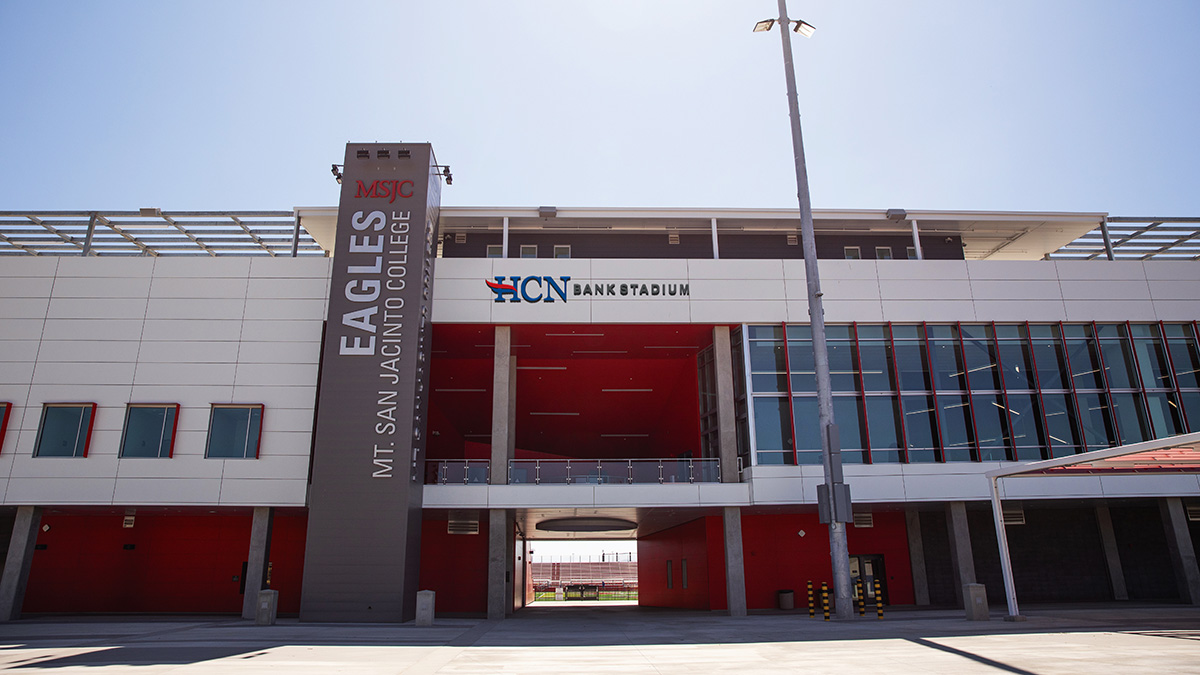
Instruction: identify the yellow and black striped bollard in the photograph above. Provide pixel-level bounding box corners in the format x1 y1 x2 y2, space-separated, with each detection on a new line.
821 582 830 621
807 580 814 618
874 579 883 619
856 579 865 616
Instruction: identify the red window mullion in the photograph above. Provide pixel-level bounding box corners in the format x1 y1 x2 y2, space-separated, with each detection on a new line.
854 322 872 463
81 402 98 458
886 323 909 462
1125 320 1155 433
956 321 981 462
922 322 946 462
781 321 799 466
0 402 10 455
167 403 181 458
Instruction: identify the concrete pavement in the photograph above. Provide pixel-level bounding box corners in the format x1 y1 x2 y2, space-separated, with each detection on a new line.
0 604 1197 673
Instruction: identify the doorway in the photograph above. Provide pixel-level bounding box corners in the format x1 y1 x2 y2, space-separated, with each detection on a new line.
849 554 889 605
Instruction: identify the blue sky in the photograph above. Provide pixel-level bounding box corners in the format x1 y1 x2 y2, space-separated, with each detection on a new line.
1 1 1197 216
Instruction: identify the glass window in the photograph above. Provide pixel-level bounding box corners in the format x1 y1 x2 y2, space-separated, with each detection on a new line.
34 403 95 458
906 247 918 260
874 247 893 260
929 340 967 391
206 405 264 459
901 395 938 462
1180 392 1200 433
971 393 1011 461
553 245 571 259
120 404 179 458
1065 339 1105 390
1076 392 1117 450
1167 335 1200 389
864 396 902 463
962 339 1002 390
1006 393 1046 460
519 244 537 259
827 341 860 392
486 244 503 258
832 397 866 464
997 341 1034 391
750 340 787 393
843 246 861 260
894 340 931 391
858 342 896 392
1111 393 1148 445
791 397 822 464
1145 392 1185 439
1133 338 1173 390
1041 393 1080 456
749 324 784 340
937 394 974 461
1032 339 1069 390
1100 339 1138 389
788 340 816 393
753 397 793 465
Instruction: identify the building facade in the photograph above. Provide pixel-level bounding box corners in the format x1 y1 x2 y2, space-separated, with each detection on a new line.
1 144 1198 620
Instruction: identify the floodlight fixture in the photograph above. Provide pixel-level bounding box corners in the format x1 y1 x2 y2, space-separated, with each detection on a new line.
753 19 776 32
793 20 816 37
331 164 343 184
753 17 815 38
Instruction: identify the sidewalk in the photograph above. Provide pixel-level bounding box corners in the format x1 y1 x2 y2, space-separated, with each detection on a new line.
0 603 1196 673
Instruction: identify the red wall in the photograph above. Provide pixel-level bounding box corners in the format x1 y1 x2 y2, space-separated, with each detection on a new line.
739 512 914 609
639 512 915 612
638 518 712 610
24 512 308 615
418 517 489 614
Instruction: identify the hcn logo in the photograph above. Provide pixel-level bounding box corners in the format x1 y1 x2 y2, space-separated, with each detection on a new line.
485 276 571 303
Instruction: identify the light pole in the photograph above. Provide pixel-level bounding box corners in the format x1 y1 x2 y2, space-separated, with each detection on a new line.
754 1 854 620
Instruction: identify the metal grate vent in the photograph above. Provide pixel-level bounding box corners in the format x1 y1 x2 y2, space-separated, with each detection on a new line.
1187 504 1200 522
787 233 799 246
1002 505 1026 526
454 232 466 244
447 510 480 535
852 512 873 528
668 233 680 245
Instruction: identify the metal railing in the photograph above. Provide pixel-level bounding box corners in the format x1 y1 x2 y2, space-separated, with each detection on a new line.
423 458 723 485
424 460 491 485
510 458 720 484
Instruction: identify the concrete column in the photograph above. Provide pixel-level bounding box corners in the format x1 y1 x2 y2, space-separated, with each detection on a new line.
723 506 747 617
491 326 516 485
946 501 976 607
905 508 930 606
487 509 510 620
1095 505 1128 601
713 326 739 483
241 507 275 619
0 506 42 621
1160 497 1200 604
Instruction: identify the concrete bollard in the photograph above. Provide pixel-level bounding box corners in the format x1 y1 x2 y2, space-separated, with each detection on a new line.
964 583 989 621
255 589 278 626
416 590 436 626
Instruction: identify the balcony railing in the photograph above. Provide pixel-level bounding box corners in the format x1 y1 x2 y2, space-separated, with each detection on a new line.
424 458 722 485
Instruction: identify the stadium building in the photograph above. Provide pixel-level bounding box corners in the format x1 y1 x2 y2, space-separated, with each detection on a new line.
0 143 1198 621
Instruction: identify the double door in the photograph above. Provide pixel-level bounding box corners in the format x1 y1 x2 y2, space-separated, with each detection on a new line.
849 554 888 605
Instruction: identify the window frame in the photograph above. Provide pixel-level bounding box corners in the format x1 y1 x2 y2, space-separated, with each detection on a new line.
0 402 10 454
553 244 571 259
843 246 862 260
119 403 181 459
519 244 538 259
33 402 97 458
485 244 503 258
205 404 265 459
874 246 893 260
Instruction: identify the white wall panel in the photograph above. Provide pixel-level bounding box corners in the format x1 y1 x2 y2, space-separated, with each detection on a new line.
0 319 47 340
151 258 251 278
6 478 118 504
246 277 329 299
136 340 240 364
48 297 147 320
234 363 319 387
36 340 141 364
33 361 136 385
113 478 222 504
150 276 247 299
43 319 145 341
0 298 51 318
146 298 245 321
239 320 323 342
217 478 307 506
52 276 151 298
236 341 320 365
1054 260 1147 281
3 277 55 298
56 258 153 278
0 258 58 278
